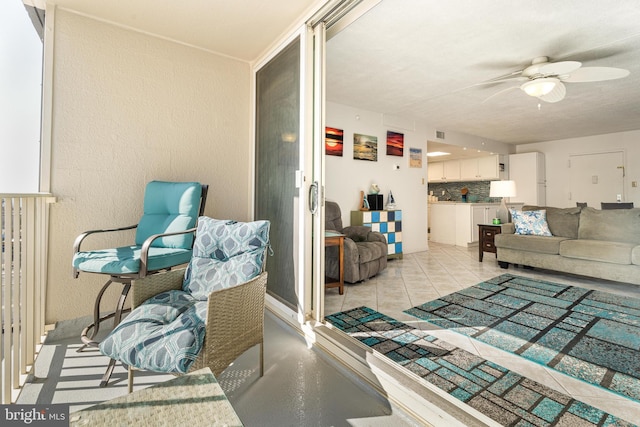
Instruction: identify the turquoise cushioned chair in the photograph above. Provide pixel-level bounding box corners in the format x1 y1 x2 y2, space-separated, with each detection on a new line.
99 217 270 392
72 180 208 386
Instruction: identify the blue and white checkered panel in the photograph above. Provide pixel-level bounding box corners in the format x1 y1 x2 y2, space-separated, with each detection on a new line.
99 290 207 374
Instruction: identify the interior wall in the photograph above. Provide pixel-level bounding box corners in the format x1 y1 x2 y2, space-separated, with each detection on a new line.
325 102 428 254
46 9 252 323
516 130 640 208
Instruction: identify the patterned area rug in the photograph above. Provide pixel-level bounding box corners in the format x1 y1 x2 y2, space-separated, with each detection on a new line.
404 274 640 405
326 306 635 426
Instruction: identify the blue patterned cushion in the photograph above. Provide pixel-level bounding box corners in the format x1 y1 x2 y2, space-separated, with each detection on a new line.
183 218 270 300
99 290 206 374
511 209 553 236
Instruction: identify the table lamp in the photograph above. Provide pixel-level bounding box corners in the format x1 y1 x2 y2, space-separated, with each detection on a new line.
490 180 517 224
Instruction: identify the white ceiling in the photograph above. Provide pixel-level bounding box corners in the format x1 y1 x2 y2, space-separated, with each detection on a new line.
46 0 640 145
327 0 640 144
48 0 321 62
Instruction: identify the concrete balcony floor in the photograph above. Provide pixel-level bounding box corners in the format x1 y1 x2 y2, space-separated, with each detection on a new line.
16 311 421 426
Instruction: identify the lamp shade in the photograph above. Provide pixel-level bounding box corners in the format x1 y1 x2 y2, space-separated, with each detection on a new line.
490 180 517 198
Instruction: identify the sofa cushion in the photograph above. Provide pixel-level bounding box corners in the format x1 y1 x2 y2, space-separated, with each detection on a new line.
560 239 635 265
578 207 640 244
495 234 569 255
511 209 552 236
522 205 582 238
355 241 387 263
99 290 207 374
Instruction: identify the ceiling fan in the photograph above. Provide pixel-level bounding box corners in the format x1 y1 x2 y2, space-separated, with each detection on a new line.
481 56 630 103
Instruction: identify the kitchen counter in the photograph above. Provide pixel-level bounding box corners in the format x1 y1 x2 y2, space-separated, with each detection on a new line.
429 202 523 247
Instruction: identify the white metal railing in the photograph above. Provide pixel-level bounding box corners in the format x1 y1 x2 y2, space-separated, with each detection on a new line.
1 193 55 403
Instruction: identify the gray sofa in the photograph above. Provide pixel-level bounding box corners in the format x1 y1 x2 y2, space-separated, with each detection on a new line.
495 205 640 285
325 201 387 283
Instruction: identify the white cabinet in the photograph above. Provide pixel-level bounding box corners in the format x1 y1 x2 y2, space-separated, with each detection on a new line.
509 152 546 205
429 203 457 245
431 203 499 247
428 160 461 182
460 155 500 181
455 204 498 246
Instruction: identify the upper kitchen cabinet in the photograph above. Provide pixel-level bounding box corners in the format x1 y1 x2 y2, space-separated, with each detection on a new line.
428 160 461 183
460 155 500 181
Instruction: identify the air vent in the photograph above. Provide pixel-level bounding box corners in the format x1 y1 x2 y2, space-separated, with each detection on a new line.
436 130 445 139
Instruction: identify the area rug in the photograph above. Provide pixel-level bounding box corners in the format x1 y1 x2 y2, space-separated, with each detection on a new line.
404 274 640 405
326 306 635 426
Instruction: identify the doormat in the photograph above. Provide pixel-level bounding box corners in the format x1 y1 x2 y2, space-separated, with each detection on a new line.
326 306 635 426
404 274 640 404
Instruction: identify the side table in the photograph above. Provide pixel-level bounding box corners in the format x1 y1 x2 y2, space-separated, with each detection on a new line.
478 224 502 262
325 231 344 295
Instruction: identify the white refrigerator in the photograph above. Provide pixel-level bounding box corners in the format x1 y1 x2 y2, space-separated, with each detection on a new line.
509 152 546 206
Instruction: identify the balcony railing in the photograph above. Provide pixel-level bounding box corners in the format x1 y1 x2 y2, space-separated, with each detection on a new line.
1 193 55 403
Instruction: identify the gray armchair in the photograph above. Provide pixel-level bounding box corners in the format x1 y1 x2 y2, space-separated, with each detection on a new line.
325 201 387 283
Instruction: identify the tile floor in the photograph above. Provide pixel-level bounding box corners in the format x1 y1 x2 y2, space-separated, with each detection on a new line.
324 241 640 424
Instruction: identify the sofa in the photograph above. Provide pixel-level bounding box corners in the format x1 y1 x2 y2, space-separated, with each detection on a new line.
494 205 640 285
325 201 388 283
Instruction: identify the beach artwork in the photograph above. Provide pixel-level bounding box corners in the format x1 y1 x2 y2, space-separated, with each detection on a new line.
386 131 404 156
409 147 422 168
353 133 377 161
325 127 344 156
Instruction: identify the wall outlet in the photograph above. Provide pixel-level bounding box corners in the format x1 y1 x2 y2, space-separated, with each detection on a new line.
617 194 622 202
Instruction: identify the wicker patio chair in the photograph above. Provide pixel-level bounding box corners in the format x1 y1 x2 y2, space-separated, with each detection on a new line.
99 218 270 392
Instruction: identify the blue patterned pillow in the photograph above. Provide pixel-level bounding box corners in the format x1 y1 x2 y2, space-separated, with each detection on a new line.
183 217 270 300
510 209 553 236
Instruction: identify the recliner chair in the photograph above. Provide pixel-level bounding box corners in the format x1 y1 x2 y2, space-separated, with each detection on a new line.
325 201 387 283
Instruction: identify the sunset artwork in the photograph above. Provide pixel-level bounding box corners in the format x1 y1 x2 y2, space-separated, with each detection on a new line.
386 131 404 157
409 147 422 168
325 126 344 156
353 133 377 161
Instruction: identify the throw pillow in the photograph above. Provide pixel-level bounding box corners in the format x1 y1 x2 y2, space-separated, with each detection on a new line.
510 209 553 236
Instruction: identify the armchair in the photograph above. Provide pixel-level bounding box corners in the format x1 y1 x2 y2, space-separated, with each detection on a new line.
99 217 270 392
325 201 387 283
72 181 208 386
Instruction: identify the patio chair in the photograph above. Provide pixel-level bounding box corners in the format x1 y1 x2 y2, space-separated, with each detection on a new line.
98 217 270 392
72 181 208 386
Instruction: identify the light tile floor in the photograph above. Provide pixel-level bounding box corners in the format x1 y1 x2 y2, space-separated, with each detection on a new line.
324 241 640 424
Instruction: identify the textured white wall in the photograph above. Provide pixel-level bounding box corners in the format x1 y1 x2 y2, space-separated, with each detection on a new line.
325 102 429 254
46 10 252 323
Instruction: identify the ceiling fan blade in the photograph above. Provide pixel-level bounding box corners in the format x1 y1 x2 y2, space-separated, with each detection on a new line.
562 66 630 82
481 86 520 103
539 81 566 103
538 60 582 76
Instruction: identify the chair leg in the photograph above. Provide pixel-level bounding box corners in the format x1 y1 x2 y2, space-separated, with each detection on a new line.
259 342 264 377
127 366 134 394
100 358 118 388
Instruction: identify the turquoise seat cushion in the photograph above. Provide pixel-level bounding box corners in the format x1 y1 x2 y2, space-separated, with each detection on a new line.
72 245 192 274
183 218 270 300
99 290 206 374
135 181 202 249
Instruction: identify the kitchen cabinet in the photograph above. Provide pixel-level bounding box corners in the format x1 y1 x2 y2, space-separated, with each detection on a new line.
509 152 546 205
428 203 457 245
455 204 498 247
430 203 499 247
460 155 500 181
427 160 461 182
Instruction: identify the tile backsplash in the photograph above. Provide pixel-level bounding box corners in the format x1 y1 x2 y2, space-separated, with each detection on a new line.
428 181 501 203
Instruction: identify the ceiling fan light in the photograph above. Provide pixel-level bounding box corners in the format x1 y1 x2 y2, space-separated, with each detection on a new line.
521 78 558 97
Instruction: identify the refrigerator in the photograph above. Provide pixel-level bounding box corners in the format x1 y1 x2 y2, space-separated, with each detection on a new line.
509 152 546 206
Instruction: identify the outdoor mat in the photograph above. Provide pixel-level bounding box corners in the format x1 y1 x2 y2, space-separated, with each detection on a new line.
404 274 640 405
326 306 636 426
